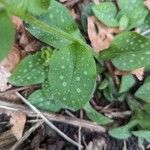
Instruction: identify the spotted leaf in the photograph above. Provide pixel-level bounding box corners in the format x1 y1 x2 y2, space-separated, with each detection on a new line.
84 102 113 125
109 120 138 139
135 77 150 102
9 52 46 86
92 2 118 27
28 90 61 112
42 80 65 107
99 32 150 71
92 0 149 30
119 75 135 93
48 43 97 110
139 13 150 37
26 0 83 49
81 3 94 32
0 8 15 61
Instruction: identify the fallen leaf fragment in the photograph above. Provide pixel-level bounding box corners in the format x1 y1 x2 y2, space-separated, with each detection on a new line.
87 137 107 150
0 46 21 91
87 16 121 53
131 67 144 81
114 67 144 81
10 112 26 140
0 66 11 91
144 0 150 10
12 16 23 31
1 46 21 72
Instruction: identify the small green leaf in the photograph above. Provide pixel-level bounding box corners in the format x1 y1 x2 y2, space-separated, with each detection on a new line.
92 2 118 27
118 0 143 13
102 73 118 102
26 0 83 49
139 13 150 37
119 75 135 93
135 77 150 102
99 32 150 71
109 120 138 139
118 0 148 30
98 79 108 90
0 7 15 61
132 130 150 141
28 90 61 112
127 99 150 129
48 43 97 110
119 15 128 30
84 102 113 125
127 4 149 30
81 3 94 32
9 52 46 86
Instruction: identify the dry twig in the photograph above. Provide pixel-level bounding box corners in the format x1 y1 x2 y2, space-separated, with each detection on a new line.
15 92 83 149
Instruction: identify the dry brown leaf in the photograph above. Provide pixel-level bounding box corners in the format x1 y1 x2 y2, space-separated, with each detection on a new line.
87 16 121 53
144 0 150 9
114 67 144 81
0 66 11 91
12 16 23 32
131 67 144 81
114 69 128 76
0 46 21 91
10 112 26 140
70 9 76 19
87 137 107 150
1 46 21 72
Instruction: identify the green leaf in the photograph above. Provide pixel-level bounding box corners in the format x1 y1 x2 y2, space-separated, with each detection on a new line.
139 13 150 37
118 0 148 30
28 0 51 15
26 0 83 49
126 4 148 30
102 73 118 102
92 0 148 30
109 120 138 139
118 0 143 13
0 7 15 61
127 99 150 129
84 102 113 125
9 52 46 86
99 32 150 71
119 15 128 30
28 90 61 112
48 43 97 110
132 130 150 141
119 75 135 93
135 77 150 102
81 3 94 32
92 2 118 27
98 79 108 90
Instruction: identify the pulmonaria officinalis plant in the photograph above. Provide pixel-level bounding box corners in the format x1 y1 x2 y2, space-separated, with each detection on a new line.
1 0 111 125
1 0 150 141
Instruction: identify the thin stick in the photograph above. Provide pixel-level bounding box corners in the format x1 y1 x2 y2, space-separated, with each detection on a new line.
141 29 150 36
0 86 38 96
78 109 83 150
0 100 106 132
15 92 83 149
